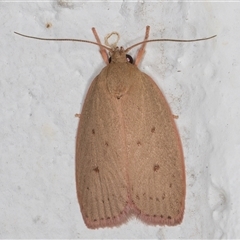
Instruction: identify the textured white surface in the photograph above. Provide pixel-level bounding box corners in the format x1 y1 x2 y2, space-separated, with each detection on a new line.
0 1 238 239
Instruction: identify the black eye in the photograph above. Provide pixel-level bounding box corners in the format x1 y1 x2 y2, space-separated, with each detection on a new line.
108 54 134 64
126 54 133 64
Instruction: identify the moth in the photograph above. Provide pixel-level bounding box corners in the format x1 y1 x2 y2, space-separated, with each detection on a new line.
15 27 216 229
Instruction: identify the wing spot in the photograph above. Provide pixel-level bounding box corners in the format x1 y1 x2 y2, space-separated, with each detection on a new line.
156 197 160 202
105 141 109 146
93 219 97 222
153 214 157 217
160 215 163 218
168 216 172 220
92 129 95 134
116 95 122 100
87 187 90 190
169 183 172 188
107 217 110 220
93 166 99 173
137 141 141 146
100 217 104 220
153 164 160 172
151 126 156 133
149 197 153 200
162 193 165 200
102 200 104 203
136 195 140 200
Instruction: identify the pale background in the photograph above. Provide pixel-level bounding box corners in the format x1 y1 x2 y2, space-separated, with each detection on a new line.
0 1 239 239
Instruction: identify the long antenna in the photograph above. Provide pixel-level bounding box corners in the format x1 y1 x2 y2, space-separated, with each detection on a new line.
14 31 112 51
125 35 217 52
14 31 217 53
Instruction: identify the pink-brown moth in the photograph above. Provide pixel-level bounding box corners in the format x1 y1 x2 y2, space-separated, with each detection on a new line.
15 27 216 229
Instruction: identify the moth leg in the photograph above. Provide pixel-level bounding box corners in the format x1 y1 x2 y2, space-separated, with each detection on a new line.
135 26 150 66
92 27 109 65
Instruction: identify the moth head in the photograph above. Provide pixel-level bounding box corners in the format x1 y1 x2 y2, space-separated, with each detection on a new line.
108 47 133 64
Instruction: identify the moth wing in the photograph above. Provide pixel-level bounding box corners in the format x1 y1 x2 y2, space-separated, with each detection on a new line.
123 72 185 226
76 74 129 229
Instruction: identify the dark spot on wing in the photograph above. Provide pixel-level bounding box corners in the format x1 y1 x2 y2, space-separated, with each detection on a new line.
93 166 99 173
153 164 160 172
151 126 155 133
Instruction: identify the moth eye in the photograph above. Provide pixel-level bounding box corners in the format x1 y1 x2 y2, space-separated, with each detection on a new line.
126 54 133 64
108 54 134 64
